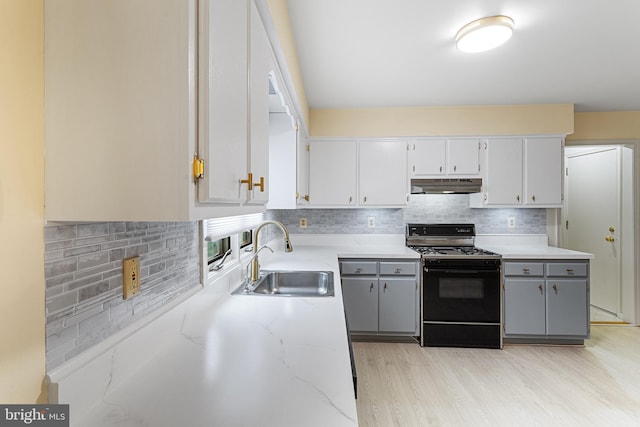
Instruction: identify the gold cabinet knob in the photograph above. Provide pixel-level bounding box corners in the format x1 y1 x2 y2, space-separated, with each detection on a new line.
605 236 615 242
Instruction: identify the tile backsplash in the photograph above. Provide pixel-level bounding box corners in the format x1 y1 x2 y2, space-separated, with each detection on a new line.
44 222 200 371
268 194 548 235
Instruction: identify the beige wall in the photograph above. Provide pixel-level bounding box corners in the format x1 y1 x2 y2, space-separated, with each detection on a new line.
309 104 574 138
569 111 640 142
267 0 310 130
0 0 47 403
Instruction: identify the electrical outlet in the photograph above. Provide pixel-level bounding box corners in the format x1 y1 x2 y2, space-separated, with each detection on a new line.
507 217 516 229
368 217 375 228
123 256 140 299
299 217 308 228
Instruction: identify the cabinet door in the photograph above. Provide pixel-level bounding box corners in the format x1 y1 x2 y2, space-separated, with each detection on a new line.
484 138 523 205
546 280 588 336
247 1 270 205
379 278 417 333
198 0 249 204
412 139 446 176
359 140 408 206
342 277 379 332
447 139 479 175
308 140 357 206
524 137 562 206
504 279 546 335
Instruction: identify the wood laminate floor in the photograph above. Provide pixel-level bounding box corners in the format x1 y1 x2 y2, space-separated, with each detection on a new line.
353 326 640 426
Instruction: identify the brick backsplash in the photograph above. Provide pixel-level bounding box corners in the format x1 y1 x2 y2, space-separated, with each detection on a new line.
44 222 200 371
267 194 548 235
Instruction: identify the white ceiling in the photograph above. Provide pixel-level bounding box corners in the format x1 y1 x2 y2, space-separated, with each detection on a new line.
286 0 640 112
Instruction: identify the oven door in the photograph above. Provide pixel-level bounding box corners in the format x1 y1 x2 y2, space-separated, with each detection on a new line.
423 261 501 323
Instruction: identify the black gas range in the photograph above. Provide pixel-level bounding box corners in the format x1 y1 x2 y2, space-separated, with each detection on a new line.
406 224 503 349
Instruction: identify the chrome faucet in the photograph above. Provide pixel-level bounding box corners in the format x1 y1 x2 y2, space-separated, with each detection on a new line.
249 220 293 283
210 248 232 271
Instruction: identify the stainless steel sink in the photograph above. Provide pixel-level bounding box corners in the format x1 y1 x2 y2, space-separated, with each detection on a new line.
232 270 334 297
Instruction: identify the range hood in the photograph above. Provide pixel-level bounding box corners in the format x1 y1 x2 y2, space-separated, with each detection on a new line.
410 178 482 194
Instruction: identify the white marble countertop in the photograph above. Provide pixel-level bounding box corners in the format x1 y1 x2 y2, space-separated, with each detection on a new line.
78 234 416 427
475 234 594 260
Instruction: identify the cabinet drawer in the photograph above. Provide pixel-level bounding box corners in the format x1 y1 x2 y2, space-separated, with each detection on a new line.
379 261 417 276
340 261 377 275
546 263 588 277
503 262 544 277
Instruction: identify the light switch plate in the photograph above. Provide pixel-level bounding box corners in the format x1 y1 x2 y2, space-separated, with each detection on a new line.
507 217 516 229
123 256 140 299
299 217 308 228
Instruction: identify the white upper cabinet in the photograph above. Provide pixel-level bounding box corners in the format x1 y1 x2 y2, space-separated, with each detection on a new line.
359 140 409 206
308 140 408 208
470 137 563 208
411 139 479 177
524 137 563 205
447 139 480 175
44 0 270 222
412 139 446 175
308 140 358 206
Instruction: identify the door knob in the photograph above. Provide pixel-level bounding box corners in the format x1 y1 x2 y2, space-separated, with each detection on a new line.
605 236 615 242
609 226 615 233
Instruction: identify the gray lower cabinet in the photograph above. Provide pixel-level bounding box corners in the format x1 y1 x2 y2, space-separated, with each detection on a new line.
504 260 590 342
340 259 419 336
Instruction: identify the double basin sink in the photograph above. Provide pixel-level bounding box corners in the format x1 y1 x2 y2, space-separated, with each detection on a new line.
232 270 334 297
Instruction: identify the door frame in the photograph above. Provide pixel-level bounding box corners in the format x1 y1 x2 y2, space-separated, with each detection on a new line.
560 139 639 325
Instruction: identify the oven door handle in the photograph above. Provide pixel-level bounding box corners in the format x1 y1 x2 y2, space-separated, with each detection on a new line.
425 268 499 274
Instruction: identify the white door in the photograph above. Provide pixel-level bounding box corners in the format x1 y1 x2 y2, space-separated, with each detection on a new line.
566 147 620 314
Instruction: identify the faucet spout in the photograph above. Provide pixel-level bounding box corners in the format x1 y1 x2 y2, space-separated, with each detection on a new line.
250 220 293 283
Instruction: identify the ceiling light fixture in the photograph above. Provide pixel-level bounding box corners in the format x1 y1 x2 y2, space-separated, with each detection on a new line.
456 15 514 53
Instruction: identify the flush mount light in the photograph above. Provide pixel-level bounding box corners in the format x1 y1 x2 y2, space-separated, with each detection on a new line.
456 15 514 53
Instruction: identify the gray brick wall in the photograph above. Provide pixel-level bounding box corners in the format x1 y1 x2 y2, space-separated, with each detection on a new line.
267 194 548 235
44 222 200 370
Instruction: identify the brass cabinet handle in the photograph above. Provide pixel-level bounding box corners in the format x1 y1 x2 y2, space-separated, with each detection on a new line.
538 284 543 295
605 236 615 242
253 176 265 192
240 172 253 190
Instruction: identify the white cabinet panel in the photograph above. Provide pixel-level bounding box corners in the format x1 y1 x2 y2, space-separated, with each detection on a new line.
447 138 479 175
359 140 408 206
198 0 249 204
247 0 270 205
412 139 446 175
525 137 562 205
308 140 357 206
